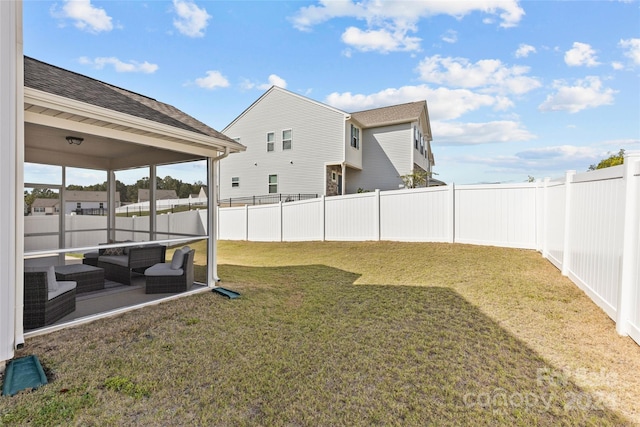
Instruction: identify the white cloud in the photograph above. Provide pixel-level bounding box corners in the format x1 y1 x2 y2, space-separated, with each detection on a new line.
441 30 458 44
325 85 510 121
258 74 287 90
515 44 536 58
173 0 211 37
416 55 541 95
194 71 229 89
539 76 616 113
611 61 624 70
341 26 421 53
432 120 535 145
564 42 600 67
290 0 524 53
79 56 158 73
619 38 640 66
242 74 288 91
58 0 113 33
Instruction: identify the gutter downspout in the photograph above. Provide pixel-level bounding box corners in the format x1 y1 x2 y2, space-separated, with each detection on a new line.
208 147 229 285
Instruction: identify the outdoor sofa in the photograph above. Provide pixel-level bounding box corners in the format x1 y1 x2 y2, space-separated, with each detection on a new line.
24 266 76 329
85 244 166 286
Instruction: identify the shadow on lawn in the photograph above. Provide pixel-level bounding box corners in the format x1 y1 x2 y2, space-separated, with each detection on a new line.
215 263 627 425
2 263 627 426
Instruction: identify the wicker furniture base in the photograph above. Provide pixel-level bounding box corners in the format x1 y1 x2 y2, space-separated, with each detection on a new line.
55 264 104 294
24 271 76 330
145 250 195 294
82 252 99 267
98 245 166 286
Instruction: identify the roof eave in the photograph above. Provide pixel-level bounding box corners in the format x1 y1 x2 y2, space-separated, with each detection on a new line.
25 87 246 155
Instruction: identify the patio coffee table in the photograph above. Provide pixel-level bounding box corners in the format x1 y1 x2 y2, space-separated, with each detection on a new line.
54 264 105 294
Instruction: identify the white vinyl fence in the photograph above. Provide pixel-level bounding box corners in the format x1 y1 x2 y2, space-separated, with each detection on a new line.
216 152 640 345
23 153 640 345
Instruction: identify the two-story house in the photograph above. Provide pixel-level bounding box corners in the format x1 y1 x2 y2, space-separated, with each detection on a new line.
219 86 441 202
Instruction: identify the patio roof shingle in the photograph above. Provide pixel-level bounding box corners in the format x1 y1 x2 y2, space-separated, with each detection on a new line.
23 56 235 144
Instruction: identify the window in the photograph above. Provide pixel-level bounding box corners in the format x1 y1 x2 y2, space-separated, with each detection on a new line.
76 202 81 209
331 171 337 182
351 124 360 149
231 177 240 188
34 207 44 213
266 132 275 152
99 202 104 209
282 129 292 150
268 174 278 194
414 126 418 149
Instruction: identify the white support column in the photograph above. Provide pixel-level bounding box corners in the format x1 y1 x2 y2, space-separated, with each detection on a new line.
616 151 640 336
59 167 67 265
207 157 218 283
1 0 23 368
561 170 576 276
107 170 116 242
149 165 156 241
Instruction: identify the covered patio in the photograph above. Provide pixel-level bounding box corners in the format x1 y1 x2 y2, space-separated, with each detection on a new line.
18 57 244 338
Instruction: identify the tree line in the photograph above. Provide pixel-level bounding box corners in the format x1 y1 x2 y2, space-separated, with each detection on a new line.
24 176 205 208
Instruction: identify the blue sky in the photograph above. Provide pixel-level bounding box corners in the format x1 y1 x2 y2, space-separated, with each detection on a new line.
23 0 640 185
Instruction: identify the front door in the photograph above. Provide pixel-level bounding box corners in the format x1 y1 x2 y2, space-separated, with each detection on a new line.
337 174 342 195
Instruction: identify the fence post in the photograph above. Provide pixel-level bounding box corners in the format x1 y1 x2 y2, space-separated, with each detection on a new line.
448 183 456 243
542 177 551 259
616 151 640 336
375 189 381 241
244 204 249 241
279 201 283 242
561 170 576 276
321 195 326 242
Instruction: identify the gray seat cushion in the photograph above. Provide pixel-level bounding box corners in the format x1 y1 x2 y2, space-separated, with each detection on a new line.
145 263 183 277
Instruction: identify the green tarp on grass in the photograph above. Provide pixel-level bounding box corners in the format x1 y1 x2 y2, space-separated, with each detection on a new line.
2 355 47 396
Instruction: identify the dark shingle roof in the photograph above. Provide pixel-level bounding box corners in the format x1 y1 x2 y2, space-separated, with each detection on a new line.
350 101 426 128
24 56 234 142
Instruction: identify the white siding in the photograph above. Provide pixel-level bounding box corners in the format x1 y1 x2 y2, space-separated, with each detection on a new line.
347 123 412 193
220 88 346 199
345 119 363 169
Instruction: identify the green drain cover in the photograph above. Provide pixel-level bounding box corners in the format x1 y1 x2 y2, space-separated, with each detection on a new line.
2 355 48 396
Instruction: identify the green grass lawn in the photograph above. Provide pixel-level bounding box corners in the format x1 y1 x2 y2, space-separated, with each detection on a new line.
2 241 639 425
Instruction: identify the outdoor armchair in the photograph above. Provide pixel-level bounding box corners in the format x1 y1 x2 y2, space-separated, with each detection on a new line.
24 266 76 329
144 246 195 294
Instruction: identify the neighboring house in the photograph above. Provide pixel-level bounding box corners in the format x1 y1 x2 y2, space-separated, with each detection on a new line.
30 198 59 215
137 189 178 203
219 86 442 200
30 191 121 215
65 191 121 215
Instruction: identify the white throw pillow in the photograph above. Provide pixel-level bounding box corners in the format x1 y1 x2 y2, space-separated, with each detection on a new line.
170 249 185 270
47 265 59 292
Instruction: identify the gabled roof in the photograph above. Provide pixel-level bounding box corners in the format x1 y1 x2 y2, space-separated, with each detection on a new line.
32 198 59 208
223 86 348 132
137 189 178 202
24 56 238 145
64 191 120 202
350 101 426 128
